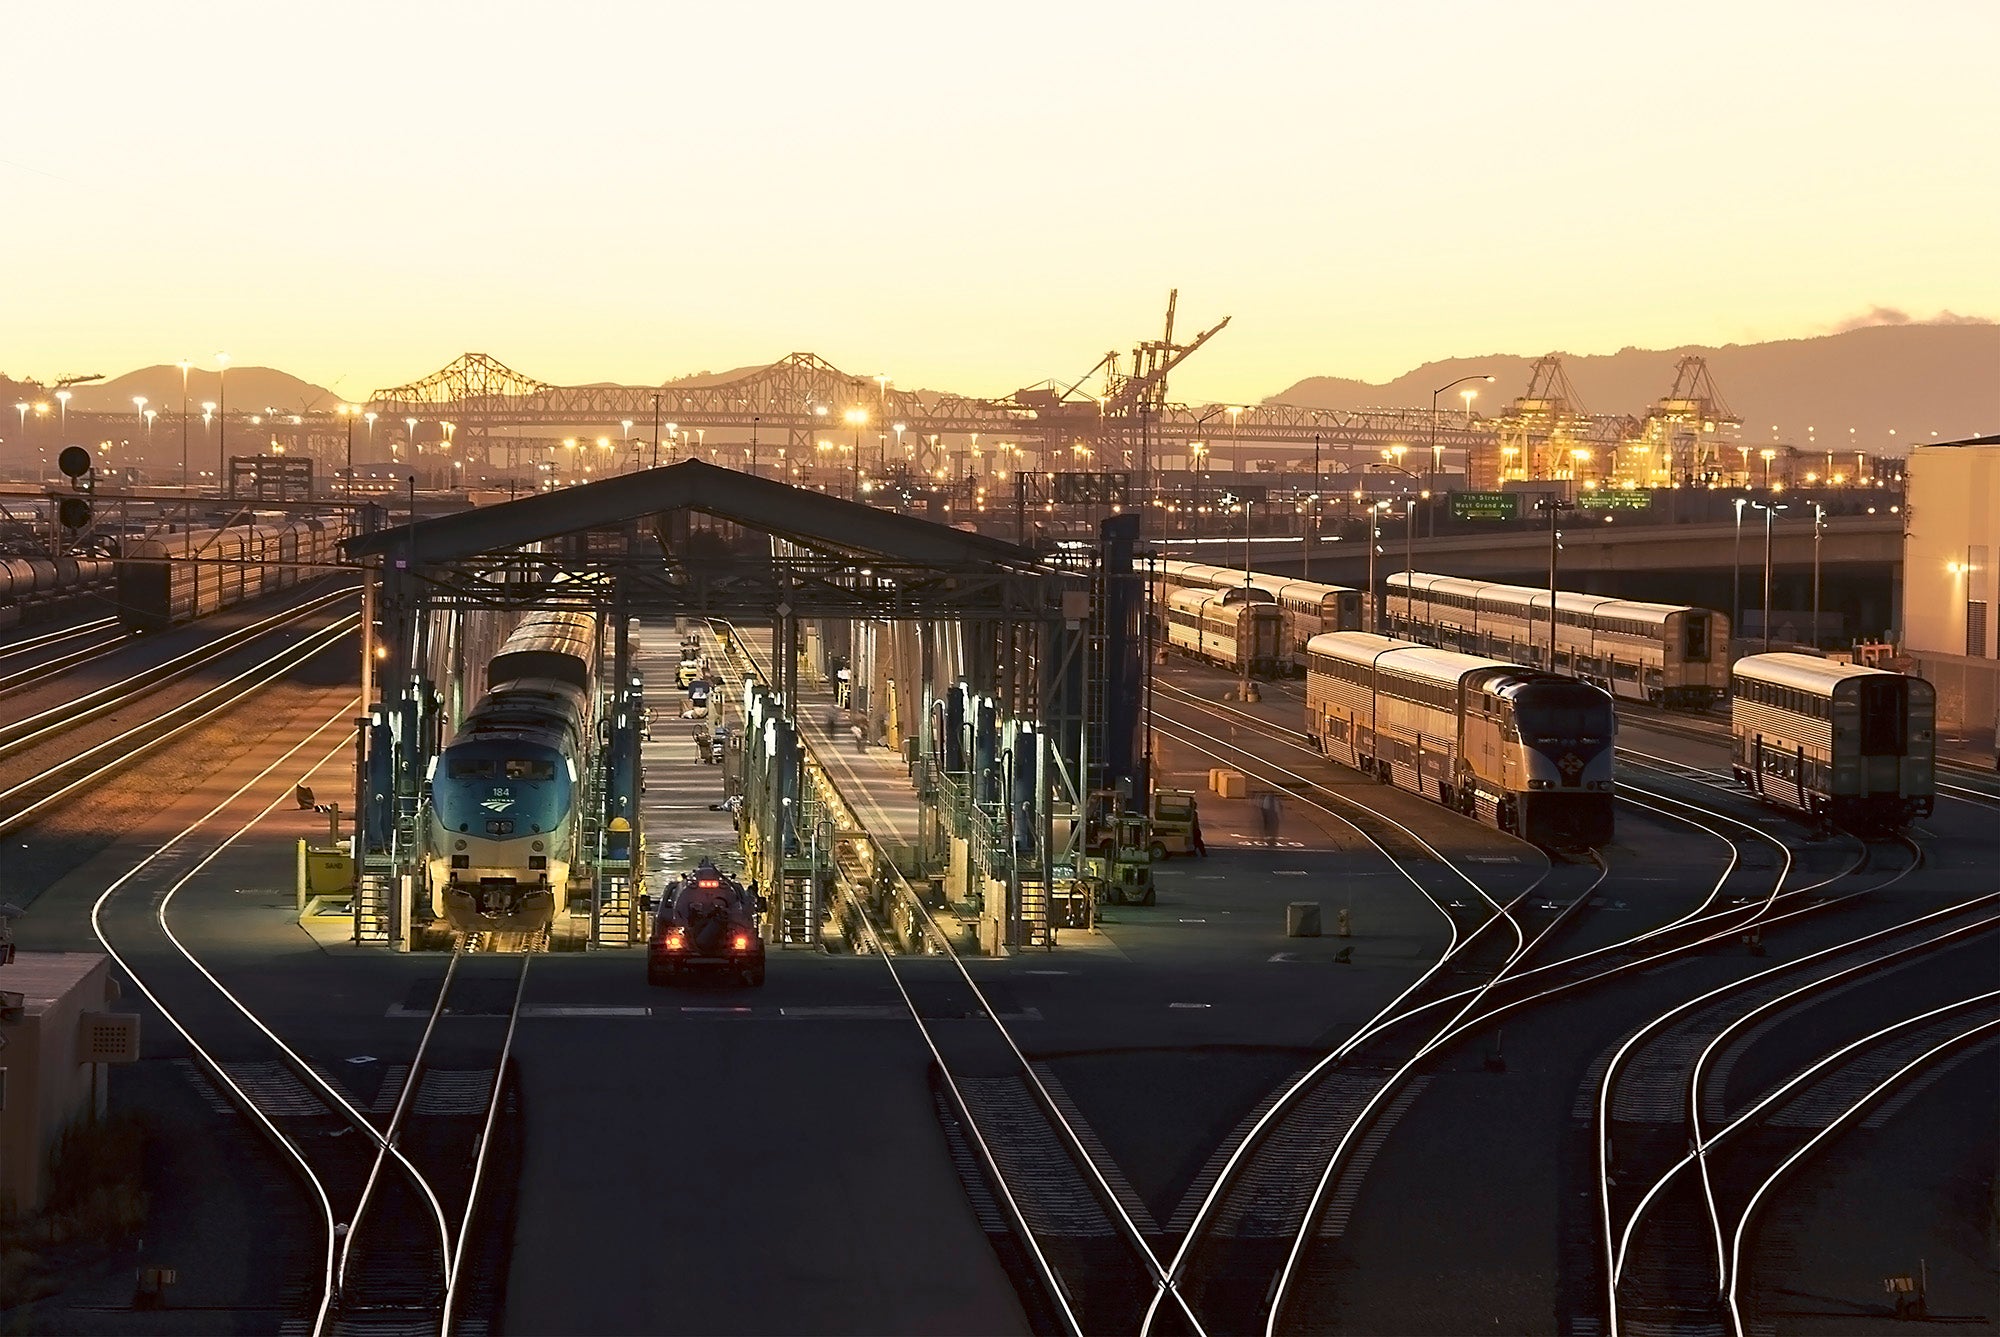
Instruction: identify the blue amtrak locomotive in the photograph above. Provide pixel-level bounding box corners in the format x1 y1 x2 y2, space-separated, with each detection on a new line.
426 608 599 935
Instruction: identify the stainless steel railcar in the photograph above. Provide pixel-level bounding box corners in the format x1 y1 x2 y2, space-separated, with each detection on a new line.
117 515 348 632
1384 571 1727 707
1163 587 1287 678
1729 653 1934 828
1306 631 1617 847
427 607 601 936
1152 559 1363 671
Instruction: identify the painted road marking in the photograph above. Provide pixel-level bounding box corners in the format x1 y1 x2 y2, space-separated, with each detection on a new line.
1268 952 1299 963
1169 1002 1212 1009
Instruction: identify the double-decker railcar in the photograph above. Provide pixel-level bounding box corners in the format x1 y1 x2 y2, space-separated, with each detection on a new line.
1384 571 1727 707
1306 631 1616 846
1729 653 1933 828
117 515 347 632
1163 586 1286 678
426 607 600 936
1150 559 1363 671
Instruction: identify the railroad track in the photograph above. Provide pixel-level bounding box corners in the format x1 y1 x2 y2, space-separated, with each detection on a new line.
0 585 357 763
1141 680 1943 1335
716 619 1196 1336
0 614 123 691
0 606 360 834
88 711 527 1336
1589 839 2000 1337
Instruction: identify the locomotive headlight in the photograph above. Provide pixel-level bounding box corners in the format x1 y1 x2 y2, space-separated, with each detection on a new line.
532 840 545 852
454 839 467 851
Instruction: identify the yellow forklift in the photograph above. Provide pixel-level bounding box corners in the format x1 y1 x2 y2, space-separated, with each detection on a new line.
1080 791 1156 906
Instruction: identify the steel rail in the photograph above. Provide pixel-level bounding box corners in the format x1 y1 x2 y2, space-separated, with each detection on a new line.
1723 997 2000 1334
336 946 465 1293
442 952 534 1333
720 619 1131 1337
89 711 360 1336
0 585 355 756
0 614 360 832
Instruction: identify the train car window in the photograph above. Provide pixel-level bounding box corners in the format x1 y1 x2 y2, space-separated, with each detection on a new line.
1856 678 1907 756
1683 615 1709 662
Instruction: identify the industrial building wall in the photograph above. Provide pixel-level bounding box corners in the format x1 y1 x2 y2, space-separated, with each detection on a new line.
1904 445 1999 660
0 954 120 1213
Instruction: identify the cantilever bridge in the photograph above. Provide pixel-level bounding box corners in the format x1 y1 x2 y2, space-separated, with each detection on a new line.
364 351 1492 474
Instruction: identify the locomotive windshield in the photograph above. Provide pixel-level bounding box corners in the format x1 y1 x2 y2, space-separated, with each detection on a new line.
1511 682 1614 741
448 757 558 781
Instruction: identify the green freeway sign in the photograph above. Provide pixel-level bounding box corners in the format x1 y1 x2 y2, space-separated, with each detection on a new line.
1579 489 1653 510
1451 491 1519 521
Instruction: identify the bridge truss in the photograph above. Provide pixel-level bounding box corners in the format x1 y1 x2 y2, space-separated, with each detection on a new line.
367 351 1493 477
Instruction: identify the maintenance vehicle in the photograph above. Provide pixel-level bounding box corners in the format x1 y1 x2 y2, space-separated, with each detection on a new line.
646 860 766 986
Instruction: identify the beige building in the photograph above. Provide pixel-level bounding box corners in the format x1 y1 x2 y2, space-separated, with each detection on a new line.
0 952 139 1212
1902 436 2000 733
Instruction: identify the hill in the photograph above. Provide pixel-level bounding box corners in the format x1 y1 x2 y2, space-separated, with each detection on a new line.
66 365 339 414
1268 321 2000 449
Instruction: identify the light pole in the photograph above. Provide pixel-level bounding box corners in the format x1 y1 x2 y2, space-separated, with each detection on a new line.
55 389 71 443
338 405 357 497
177 358 190 489
843 407 867 499
1732 496 1747 648
214 352 230 495
1365 499 1386 633
1754 501 1788 651
1430 372 1493 513
143 408 157 457
1811 503 1825 647
1404 497 1416 583
364 412 377 476
1760 447 1777 489
621 419 634 472
1305 432 1322 581
132 397 148 467
1545 496 1562 667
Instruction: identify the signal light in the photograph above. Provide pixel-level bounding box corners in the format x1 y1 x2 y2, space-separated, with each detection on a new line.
58 496 92 530
58 446 91 479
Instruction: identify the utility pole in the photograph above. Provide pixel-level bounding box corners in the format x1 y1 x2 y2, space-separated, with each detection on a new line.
651 393 662 469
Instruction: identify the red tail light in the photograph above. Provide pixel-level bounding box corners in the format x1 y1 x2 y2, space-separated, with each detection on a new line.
664 931 686 951
732 933 751 952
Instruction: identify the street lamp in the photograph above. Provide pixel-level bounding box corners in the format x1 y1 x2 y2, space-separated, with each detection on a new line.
1732 496 1747 644
1430 372 1493 502
176 358 191 488
143 408 157 455
54 389 71 443
337 404 358 497
843 407 867 499
1364 499 1390 633
1760 447 1777 489
1753 500 1788 651
1811 503 1826 647
214 352 230 495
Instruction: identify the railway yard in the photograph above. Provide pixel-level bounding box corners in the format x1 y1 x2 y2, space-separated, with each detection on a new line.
0 482 1994 1337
